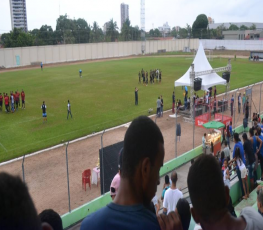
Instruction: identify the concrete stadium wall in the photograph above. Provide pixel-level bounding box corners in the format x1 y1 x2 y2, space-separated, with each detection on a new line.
0 39 199 68
201 39 263 51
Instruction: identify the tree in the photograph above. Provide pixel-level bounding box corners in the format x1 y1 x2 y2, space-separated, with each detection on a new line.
170 27 177 38
73 18 91 43
240 25 248 30
55 14 76 44
192 14 209 38
106 19 119 42
1 28 34 48
178 28 188 38
249 23 256 30
148 28 162 37
229 24 239 30
90 21 104 42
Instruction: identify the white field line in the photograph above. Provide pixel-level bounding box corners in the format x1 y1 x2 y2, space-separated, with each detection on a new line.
0 143 7 152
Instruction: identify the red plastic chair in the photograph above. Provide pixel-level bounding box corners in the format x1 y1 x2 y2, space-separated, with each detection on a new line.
82 169 91 191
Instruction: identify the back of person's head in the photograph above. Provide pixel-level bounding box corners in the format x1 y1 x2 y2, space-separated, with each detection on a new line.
39 209 63 230
230 121 232 125
242 133 248 141
0 172 41 230
122 116 164 179
249 128 254 136
171 170 178 184
176 198 191 230
233 133 239 142
204 133 206 137
224 140 228 146
187 155 227 224
165 175 170 184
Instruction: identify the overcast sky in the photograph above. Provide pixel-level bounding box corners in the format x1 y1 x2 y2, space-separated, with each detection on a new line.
0 0 262 33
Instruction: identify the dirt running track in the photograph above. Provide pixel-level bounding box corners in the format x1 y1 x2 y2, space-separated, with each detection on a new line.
0 81 262 215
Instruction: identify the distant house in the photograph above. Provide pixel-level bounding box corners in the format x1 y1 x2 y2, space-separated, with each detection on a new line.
208 22 263 30
158 22 171 37
222 30 263 40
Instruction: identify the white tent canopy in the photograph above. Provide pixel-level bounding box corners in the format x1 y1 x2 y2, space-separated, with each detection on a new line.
174 42 226 90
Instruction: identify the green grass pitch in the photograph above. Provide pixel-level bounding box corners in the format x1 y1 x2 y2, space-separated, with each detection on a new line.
0 56 262 162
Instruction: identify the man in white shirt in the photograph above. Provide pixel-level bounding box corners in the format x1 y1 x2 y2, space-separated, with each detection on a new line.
202 133 209 154
67 100 72 119
163 170 183 214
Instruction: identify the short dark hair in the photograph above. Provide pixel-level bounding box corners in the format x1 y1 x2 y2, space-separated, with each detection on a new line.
242 133 248 140
122 116 164 178
176 198 191 230
233 133 239 142
187 155 227 223
0 173 41 230
257 127 261 136
171 170 178 184
204 133 206 137
39 209 63 230
249 128 254 136
165 175 170 184
224 140 228 146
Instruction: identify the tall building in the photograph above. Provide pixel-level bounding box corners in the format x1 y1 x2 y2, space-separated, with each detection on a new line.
9 0 28 32
120 3 129 30
103 22 110 34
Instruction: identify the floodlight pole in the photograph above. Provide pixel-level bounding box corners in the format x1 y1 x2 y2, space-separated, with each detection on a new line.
65 142 71 213
101 130 105 194
190 64 195 121
22 155 25 183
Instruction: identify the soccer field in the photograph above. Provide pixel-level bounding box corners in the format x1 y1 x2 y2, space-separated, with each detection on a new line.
0 56 262 162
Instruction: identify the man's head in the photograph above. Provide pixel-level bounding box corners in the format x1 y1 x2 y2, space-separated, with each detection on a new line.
224 141 228 147
171 170 178 185
173 91 174 94
176 198 191 230
242 133 248 141
68 100 70 103
122 116 164 204
204 133 206 137
43 101 45 104
233 133 239 143
257 187 263 214
249 128 254 137
161 95 162 98
165 175 170 184
187 155 228 225
0 172 52 230
39 209 63 230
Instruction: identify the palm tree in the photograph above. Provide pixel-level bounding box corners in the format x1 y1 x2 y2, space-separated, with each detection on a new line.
106 19 119 42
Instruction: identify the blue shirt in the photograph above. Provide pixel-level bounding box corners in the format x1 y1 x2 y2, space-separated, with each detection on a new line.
257 135 263 157
80 203 161 230
233 141 246 168
229 126 232 135
79 69 82 73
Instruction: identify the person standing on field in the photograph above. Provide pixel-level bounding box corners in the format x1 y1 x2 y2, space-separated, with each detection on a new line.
0 93 3 112
160 95 164 117
79 69 82 78
41 62 43 71
135 87 138 105
41 101 47 123
21 90 25 109
67 100 73 119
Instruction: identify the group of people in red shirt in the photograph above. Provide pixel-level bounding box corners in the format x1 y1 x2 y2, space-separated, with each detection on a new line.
0 90 25 113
